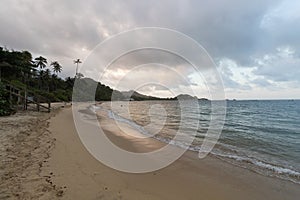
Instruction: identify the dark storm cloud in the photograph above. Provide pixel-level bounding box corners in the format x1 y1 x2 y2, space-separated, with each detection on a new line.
120 0 283 65
1 0 299 97
0 0 133 58
0 0 291 63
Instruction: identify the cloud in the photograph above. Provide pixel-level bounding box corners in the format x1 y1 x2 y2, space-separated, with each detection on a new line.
217 58 252 90
0 0 300 98
259 0 300 51
251 78 272 87
0 0 285 63
253 46 300 82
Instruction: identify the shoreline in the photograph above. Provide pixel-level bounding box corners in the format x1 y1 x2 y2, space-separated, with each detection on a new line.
97 102 300 184
44 105 299 199
1 104 299 199
97 103 300 184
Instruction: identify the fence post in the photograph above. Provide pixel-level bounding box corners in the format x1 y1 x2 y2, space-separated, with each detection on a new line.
48 100 51 113
37 97 40 112
24 89 27 110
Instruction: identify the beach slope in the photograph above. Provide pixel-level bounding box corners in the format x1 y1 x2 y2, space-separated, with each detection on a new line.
46 107 300 200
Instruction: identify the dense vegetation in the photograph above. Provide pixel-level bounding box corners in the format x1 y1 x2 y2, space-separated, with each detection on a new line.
0 47 119 115
0 46 202 116
0 82 13 115
0 47 74 102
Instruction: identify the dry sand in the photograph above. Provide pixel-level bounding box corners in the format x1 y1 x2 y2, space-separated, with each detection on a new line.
46 106 299 200
0 103 67 199
1 105 299 199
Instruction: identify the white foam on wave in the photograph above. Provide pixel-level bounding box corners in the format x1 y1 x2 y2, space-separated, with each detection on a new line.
253 160 300 176
105 108 300 183
211 152 300 180
107 109 151 137
88 105 101 113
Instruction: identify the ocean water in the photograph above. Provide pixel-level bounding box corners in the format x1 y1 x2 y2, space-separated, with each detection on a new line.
98 100 300 183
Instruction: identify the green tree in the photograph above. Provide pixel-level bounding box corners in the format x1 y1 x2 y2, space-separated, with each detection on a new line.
20 51 34 86
51 61 62 75
0 82 13 116
44 69 51 92
34 56 47 70
35 56 47 89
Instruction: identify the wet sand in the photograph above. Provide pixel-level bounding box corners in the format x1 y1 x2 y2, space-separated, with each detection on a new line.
44 106 300 200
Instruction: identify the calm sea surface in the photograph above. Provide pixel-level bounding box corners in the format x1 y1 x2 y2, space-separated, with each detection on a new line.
98 100 300 183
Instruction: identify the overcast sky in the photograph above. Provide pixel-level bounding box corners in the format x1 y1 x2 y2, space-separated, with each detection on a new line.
1 0 300 99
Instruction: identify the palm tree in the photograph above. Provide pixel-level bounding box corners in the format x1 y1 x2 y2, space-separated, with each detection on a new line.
44 69 51 92
44 69 51 78
73 58 82 78
51 73 58 91
51 61 62 75
21 51 34 86
35 56 47 90
38 70 45 89
34 56 47 70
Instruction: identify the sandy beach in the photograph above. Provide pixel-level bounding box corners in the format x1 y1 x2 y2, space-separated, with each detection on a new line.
0 103 67 199
48 106 300 199
1 105 300 199
2 0 300 199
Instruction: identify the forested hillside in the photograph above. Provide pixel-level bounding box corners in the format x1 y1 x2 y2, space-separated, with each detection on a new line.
0 47 121 115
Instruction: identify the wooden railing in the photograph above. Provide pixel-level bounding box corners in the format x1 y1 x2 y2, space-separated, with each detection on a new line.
2 80 51 112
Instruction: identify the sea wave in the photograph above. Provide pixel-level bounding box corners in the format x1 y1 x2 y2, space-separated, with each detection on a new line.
107 109 152 137
88 105 102 113
103 106 300 184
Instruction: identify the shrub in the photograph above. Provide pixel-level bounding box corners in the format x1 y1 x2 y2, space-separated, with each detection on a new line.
0 82 13 116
